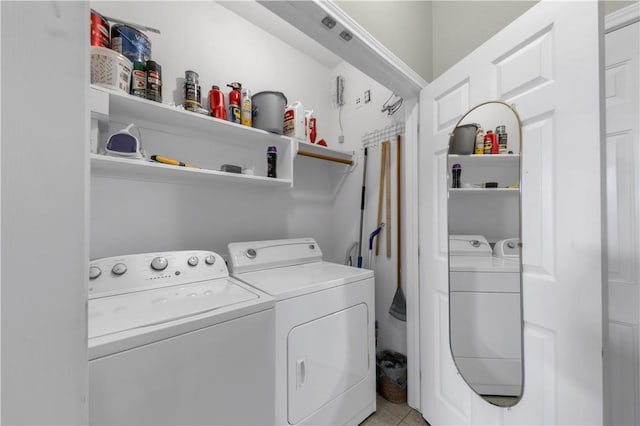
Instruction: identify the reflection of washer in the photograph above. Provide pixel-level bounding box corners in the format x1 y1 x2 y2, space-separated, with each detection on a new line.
88 250 275 425
449 235 522 396
227 238 375 426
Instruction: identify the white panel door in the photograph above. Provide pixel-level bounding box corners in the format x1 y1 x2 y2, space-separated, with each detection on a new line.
604 20 639 426
419 2 603 424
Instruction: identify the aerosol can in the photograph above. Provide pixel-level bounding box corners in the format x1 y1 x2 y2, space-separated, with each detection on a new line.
227 82 242 124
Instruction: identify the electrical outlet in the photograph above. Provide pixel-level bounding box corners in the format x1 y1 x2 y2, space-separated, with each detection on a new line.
355 96 362 109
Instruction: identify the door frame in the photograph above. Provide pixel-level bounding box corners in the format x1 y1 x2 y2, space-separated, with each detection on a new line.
603 3 640 425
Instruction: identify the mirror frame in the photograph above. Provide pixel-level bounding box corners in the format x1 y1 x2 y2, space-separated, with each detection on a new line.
446 100 524 408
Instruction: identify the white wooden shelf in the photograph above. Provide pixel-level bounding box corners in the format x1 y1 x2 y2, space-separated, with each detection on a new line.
90 85 355 184
90 154 293 187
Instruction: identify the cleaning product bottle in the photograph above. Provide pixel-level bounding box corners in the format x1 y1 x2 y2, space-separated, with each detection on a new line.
305 109 317 143
241 88 252 127
284 101 305 140
227 82 242 124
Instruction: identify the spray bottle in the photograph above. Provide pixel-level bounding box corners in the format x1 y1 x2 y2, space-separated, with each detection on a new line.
305 109 316 143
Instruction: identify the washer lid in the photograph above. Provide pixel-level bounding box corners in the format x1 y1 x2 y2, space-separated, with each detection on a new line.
232 261 373 300
89 278 262 340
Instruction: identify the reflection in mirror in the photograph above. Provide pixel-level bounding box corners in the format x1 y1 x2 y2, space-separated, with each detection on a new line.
447 101 523 407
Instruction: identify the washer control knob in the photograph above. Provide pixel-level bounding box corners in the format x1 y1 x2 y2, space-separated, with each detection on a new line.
150 257 168 271
89 266 102 280
204 255 216 265
111 263 127 275
187 256 199 267
246 248 257 259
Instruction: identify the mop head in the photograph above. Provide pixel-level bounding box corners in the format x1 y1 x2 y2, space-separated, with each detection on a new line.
389 288 406 322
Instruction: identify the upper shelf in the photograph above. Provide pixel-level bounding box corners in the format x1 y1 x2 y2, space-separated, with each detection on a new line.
90 84 354 166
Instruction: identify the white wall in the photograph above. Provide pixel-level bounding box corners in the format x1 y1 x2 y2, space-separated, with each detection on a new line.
327 61 409 354
1 2 88 424
431 1 537 79
335 1 433 82
90 1 341 259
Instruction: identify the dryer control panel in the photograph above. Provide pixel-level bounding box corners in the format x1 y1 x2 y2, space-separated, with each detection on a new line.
89 251 228 298
227 238 323 274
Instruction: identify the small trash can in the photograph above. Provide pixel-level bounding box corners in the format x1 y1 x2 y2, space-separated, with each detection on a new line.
376 350 407 403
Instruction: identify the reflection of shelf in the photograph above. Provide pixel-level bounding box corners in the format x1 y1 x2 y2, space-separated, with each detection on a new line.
449 188 519 193
295 140 354 165
448 154 520 166
90 154 292 187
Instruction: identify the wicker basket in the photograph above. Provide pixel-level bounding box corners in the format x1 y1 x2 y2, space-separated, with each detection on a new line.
379 374 407 404
376 350 407 404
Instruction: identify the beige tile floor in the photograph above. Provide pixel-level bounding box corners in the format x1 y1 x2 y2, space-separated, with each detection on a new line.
360 394 430 426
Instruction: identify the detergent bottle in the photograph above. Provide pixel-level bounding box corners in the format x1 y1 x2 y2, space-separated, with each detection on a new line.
283 101 305 140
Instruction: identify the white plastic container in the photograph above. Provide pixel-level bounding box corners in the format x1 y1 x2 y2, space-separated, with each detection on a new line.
90 46 133 93
283 101 305 140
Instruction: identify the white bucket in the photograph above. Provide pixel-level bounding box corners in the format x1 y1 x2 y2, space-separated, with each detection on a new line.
91 46 133 93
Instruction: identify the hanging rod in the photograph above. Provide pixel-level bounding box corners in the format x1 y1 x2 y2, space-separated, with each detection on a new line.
298 149 354 165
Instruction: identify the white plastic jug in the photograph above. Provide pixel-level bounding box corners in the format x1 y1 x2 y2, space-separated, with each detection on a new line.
284 101 305 140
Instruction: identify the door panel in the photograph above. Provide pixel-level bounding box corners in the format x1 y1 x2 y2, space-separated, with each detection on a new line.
287 304 369 424
419 2 602 424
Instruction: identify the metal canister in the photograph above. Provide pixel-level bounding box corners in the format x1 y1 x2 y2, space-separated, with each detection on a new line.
111 24 151 64
495 125 508 154
183 70 201 112
90 10 110 48
130 61 146 98
145 60 162 103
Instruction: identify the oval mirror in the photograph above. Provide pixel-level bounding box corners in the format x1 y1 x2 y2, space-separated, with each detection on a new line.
447 101 523 407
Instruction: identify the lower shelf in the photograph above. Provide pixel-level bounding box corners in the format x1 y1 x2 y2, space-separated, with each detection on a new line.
90 154 293 187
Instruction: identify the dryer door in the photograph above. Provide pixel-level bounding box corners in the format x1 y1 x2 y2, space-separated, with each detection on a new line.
287 303 369 424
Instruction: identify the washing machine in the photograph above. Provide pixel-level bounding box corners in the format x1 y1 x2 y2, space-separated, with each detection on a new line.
88 250 275 425
448 235 522 396
227 238 376 426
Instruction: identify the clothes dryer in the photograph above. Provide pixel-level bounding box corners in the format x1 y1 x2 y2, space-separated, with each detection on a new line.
227 238 376 426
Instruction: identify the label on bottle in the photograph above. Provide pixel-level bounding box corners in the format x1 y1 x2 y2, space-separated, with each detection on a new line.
283 109 295 136
131 69 146 98
241 99 252 126
229 105 241 123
